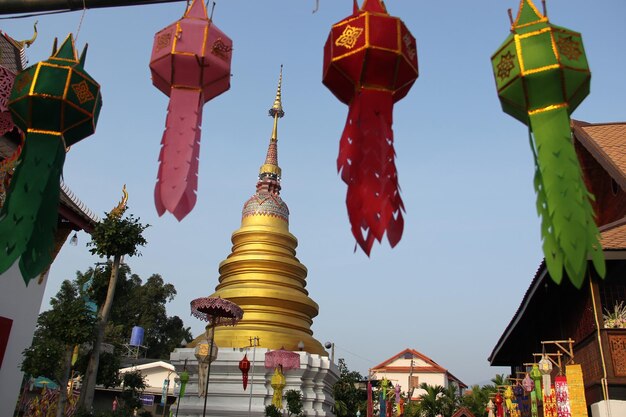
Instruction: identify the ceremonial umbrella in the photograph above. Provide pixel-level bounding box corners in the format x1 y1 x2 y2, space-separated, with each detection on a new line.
190 297 243 417
264 348 301 409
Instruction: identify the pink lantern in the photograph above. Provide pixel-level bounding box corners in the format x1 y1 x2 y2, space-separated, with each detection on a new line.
150 0 232 221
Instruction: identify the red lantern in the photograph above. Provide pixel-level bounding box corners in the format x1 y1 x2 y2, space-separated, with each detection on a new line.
323 0 418 255
238 354 251 390
150 0 232 221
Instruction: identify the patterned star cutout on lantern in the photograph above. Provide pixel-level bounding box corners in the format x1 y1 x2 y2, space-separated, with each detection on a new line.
335 25 364 49
556 35 582 60
497 51 516 80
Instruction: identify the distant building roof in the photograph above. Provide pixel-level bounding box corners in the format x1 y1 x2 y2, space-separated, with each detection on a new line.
371 348 467 389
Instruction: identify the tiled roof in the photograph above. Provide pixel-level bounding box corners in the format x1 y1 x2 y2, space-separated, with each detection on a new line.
600 217 626 250
572 120 626 189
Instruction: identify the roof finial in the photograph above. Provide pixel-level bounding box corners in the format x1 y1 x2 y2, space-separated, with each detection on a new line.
269 65 285 121
259 66 284 179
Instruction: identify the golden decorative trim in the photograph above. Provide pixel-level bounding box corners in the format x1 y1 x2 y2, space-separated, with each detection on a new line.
528 103 568 115
522 63 560 76
26 128 62 136
71 80 95 104
335 24 364 49
110 185 128 219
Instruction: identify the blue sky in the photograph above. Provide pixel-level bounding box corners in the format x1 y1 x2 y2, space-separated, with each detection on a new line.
3 0 625 386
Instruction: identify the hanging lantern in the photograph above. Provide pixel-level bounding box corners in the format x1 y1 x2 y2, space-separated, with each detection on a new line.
2 34 101 282
494 391 504 417
239 354 250 390
491 0 604 287
486 399 495 417
323 0 418 255
530 364 542 403
522 372 534 393
150 0 232 221
178 370 189 399
504 385 515 412
270 367 286 409
539 355 553 398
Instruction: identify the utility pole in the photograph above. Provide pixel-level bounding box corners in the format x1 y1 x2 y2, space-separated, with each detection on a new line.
0 0 186 16
247 336 260 417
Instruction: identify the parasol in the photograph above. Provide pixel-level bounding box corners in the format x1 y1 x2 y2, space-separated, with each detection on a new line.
190 296 242 417
190 296 243 326
264 348 300 371
264 347 301 409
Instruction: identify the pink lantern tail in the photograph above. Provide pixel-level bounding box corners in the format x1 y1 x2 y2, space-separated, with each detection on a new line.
154 87 202 221
338 89 405 255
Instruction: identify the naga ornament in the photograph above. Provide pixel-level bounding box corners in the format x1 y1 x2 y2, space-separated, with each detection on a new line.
1 34 101 282
323 0 418 255
491 0 604 287
150 0 232 221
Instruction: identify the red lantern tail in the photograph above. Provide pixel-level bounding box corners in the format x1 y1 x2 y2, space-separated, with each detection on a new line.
242 373 248 390
154 88 202 221
338 89 405 255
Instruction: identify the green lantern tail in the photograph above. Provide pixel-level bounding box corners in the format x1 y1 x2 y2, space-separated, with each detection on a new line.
0 133 65 283
530 108 605 288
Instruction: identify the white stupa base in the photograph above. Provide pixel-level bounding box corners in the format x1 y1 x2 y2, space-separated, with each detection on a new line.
170 347 338 417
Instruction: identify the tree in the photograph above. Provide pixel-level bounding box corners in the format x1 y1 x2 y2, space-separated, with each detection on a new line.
461 384 493 417
413 383 445 417
440 383 461 417
285 389 304 417
119 370 147 413
332 359 366 417
78 205 149 410
21 280 96 417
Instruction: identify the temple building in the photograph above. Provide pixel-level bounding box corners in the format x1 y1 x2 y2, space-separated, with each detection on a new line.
170 70 337 417
371 348 467 401
489 120 626 417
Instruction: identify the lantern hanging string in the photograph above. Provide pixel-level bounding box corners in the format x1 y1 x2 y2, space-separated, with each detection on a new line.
75 0 87 42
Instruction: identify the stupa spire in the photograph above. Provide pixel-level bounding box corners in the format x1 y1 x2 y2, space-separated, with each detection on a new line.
197 70 325 356
260 66 284 180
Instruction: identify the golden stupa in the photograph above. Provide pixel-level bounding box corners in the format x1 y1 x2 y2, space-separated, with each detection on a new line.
205 69 326 356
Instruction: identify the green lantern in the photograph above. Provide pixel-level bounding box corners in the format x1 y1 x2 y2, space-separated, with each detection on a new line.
491 0 604 288
1 34 102 283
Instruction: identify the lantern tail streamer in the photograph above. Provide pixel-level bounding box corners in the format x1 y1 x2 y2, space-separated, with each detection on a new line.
0 133 65 281
530 108 604 287
154 87 202 221
338 89 404 255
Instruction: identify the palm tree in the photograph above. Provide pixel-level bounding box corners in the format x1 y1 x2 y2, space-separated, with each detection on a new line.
415 383 445 417
440 383 461 416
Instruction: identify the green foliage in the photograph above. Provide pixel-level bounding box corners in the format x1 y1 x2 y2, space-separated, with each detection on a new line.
76 264 193 359
120 370 146 412
460 384 494 417
285 389 304 417
21 280 96 382
332 359 366 417
23 263 191 390
265 404 282 417
88 209 149 259
412 383 445 417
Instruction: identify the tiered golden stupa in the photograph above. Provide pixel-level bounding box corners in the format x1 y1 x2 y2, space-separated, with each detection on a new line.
206 69 326 356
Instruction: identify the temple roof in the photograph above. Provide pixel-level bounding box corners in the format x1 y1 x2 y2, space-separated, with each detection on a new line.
572 120 626 190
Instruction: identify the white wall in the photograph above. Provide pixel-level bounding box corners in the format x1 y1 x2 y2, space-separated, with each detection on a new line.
591 400 626 417
0 262 48 416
